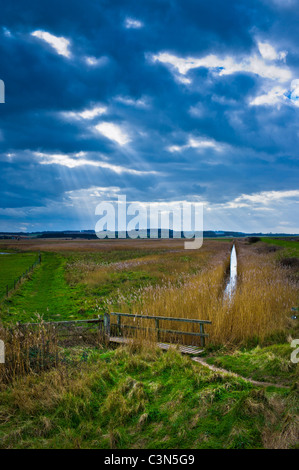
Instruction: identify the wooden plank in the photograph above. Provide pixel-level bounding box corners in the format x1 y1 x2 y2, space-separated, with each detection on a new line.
109 337 203 355
181 348 203 356
157 343 203 355
110 337 130 344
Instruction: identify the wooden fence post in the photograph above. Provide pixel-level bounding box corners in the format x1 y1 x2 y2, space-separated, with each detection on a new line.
117 315 121 336
155 318 160 342
104 311 110 340
200 323 205 348
97 315 103 343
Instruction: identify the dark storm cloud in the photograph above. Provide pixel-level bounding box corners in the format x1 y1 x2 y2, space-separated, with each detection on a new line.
0 0 298 231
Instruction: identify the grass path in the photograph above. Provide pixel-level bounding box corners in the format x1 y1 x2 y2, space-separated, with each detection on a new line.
1 253 83 323
192 357 289 389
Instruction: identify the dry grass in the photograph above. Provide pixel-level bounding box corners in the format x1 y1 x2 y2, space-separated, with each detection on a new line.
262 392 299 449
0 319 60 384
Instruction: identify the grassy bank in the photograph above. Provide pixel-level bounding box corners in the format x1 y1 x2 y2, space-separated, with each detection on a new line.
0 344 297 449
207 342 299 387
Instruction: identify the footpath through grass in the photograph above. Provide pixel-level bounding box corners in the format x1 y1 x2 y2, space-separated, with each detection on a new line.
206 318 299 388
207 343 299 387
1 253 83 323
0 249 168 324
0 345 297 449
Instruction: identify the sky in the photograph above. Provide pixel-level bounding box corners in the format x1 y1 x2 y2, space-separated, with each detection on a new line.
0 0 299 233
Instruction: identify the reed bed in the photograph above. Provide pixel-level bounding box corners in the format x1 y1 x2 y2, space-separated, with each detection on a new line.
0 320 60 384
116 244 298 347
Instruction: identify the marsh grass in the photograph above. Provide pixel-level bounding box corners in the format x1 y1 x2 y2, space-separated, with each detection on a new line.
1 240 297 348
0 239 298 449
0 319 60 384
116 243 298 347
66 246 214 288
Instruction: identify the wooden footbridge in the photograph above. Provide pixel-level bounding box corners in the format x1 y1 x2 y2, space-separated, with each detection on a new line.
106 312 211 355
21 312 212 356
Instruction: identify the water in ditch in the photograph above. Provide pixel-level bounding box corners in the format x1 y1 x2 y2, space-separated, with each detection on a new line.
224 244 237 300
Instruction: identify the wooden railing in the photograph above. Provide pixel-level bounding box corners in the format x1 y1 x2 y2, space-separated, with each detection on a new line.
106 312 211 347
19 317 103 340
21 312 212 348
